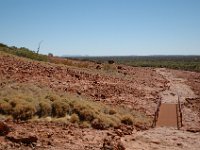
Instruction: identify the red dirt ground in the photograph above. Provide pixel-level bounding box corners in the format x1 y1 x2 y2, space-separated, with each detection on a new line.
0 54 167 116
1 54 200 150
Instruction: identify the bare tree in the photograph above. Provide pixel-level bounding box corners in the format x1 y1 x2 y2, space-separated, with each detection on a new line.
37 40 43 54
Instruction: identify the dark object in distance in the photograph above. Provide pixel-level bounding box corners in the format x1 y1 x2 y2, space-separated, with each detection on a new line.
108 60 115 64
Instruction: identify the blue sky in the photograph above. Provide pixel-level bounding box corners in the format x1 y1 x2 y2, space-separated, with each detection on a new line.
0 0 200 56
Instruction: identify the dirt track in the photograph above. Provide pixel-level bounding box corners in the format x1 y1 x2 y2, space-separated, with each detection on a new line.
156 68 200 130
120 68 200 150
121 127 200 150
156 68 197 104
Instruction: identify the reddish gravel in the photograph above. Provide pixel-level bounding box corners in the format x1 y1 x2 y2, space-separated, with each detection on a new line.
1 54 200 150
0 55 167 116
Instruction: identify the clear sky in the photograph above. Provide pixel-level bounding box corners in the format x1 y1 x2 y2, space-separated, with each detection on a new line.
0 0 200 56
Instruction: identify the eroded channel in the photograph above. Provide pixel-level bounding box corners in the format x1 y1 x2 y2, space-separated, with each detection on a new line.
155 68 199 129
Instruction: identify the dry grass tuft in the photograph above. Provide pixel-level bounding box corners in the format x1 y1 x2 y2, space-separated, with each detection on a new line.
70 113 80 123
0 81 152 129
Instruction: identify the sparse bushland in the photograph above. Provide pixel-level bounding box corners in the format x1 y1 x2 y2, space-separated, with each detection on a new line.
0 43 48 62
0 43 92 70
0 42 152 129
0 81 152 129
77 56 200 72
49 56 91 69
1 42 200 73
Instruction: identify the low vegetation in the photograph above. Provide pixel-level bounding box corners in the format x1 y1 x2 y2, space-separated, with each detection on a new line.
0 43 48 62
0 43 92 69
77 56 200 72
1 42 200 72
0 81 152 129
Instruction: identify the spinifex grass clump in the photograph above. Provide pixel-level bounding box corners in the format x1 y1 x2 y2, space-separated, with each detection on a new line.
52 100 70 117
0 81 152 129
0 99 12 115
38 101 52 117
12 103 36 121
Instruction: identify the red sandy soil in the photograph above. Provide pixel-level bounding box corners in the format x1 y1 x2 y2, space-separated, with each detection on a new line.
0 55 167 116
1 54 200 150
0 120 126 150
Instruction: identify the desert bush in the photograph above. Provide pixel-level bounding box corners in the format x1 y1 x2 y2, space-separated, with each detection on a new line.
38 101 52 117
103 63 116 72
9 98 27 108
72 102 97 121
91 118 107 130
0 101 12 115
121 115 133 125
70 113 80 123
96 114 121 129
80 121 91 128
108 109 117 115
0 81 151 128
106 115 121 127
52 100 70 117
45 94 60 102
12 103 36 121
75 107 97 121
0 43 8 48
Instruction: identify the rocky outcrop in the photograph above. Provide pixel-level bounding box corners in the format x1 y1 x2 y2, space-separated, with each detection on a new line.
0 121 11 136
6 133 38 145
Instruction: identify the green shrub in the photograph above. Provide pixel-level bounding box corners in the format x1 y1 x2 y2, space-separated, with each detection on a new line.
0 44 48 62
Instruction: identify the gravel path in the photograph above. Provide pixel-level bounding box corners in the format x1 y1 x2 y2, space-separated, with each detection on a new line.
121 68 200 150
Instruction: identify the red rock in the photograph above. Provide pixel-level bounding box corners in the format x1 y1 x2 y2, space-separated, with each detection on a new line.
6 134 38 145
0 121 11 136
